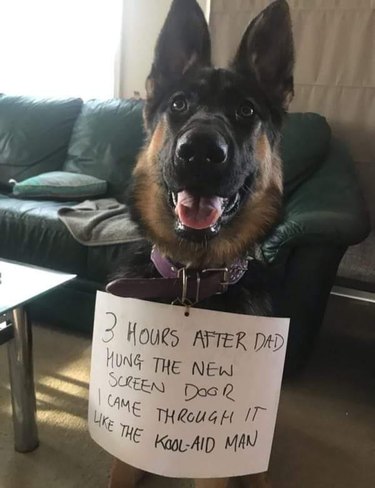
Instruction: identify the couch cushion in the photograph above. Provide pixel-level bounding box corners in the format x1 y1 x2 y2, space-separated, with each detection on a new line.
0 194 88 275
0 96 83 184
63 99 145 197
12 171 107 200
282 113 331 196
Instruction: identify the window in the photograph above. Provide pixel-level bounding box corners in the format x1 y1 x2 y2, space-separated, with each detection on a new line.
0 0 122 99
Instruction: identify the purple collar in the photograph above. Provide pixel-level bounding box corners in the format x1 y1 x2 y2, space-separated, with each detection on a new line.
151 246 248 285
106 247 248 304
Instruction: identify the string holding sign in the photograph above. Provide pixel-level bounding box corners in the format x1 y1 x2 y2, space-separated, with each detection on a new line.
170 267 194 317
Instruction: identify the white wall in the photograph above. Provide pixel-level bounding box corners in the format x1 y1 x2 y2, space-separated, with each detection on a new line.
117 0 209 98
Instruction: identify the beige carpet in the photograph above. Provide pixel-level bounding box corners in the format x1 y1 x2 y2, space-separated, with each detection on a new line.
1 295 375 488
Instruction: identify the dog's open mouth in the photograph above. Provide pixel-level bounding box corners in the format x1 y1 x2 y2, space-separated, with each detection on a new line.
168 188 244 240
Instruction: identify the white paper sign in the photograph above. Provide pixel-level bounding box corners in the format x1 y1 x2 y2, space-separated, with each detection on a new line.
88 292 289 479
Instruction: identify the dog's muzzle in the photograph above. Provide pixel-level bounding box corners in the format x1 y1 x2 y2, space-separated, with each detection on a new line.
163 122 251 241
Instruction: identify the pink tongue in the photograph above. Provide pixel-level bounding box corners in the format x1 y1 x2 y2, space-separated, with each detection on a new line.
175 191 224 230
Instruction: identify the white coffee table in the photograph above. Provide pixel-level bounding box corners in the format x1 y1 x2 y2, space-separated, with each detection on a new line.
0 259 75 452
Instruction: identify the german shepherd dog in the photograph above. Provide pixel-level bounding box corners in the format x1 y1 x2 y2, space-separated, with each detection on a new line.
108 0 294 486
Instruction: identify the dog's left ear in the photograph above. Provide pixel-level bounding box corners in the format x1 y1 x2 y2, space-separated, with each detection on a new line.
147 0 211 97
232 0 295 109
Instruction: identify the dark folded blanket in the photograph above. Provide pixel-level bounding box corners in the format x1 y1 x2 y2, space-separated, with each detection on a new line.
58 198 142 246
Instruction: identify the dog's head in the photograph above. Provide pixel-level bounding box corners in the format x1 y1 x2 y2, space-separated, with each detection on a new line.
131 0 294 267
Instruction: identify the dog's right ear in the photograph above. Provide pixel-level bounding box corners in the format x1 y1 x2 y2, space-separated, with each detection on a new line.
146 0 211 98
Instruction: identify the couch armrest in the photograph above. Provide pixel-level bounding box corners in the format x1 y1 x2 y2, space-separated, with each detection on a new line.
271 244 347 375
262 139 370 264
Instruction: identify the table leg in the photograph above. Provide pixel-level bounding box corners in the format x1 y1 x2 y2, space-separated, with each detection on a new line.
7 307 39 452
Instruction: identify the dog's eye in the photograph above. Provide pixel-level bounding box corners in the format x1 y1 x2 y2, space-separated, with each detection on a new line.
237 101 255 119
171 95 188 113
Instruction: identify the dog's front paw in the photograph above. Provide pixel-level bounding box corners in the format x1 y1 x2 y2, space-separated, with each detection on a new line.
108 459 145 488
194 478 230 488
240 473 272 488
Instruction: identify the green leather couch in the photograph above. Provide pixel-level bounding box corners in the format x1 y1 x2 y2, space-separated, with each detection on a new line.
0 95 369 374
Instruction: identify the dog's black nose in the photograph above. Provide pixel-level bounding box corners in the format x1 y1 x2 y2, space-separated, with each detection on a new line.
175 130 228 166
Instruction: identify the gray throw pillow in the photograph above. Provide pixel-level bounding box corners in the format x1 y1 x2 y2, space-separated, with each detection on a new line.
12 171 107 200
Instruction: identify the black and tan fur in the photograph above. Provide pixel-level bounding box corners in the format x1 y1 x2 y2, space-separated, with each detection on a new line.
109 0 294 487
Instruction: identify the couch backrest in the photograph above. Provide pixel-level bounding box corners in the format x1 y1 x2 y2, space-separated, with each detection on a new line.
0 94 331 200
61 102 329 198
0 95 83 185
63 99 145 197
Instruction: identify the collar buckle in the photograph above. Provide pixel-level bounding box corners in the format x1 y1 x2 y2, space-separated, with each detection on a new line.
173 266 229 307
202 267 229 294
